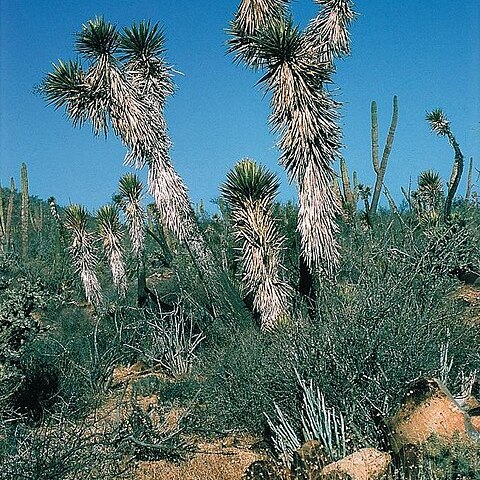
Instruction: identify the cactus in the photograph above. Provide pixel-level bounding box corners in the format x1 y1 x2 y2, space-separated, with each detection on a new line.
337 158 359 221
5 178 16 249
0 183 5 245
20 163 29 257
426 108 464 218
369 96 398 216
466 157 474 200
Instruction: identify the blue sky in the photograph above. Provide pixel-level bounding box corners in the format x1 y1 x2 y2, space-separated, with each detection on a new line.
1 1 479 211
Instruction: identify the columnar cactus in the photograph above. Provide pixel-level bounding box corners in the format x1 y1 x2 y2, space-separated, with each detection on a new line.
5 178 15 249
21 163 29 257
369 96 398 216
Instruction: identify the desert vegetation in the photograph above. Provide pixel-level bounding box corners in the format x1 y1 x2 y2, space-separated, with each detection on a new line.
1 1 479 479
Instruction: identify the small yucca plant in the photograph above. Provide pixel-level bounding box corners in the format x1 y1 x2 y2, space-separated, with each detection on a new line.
221 159 292 331
97 204 127 297
64 204 102 305
116 173 146 257
414 170 444 223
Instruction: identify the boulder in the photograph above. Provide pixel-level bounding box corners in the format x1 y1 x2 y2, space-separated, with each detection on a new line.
388 378 478 453
321 448 390 480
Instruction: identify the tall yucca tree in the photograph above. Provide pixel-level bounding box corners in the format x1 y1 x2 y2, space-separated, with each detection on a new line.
221 159 292 330
41 19 205 264
426 109 465 218
63 204 102 305
116 173 146 257
97 204 128 297
229 1 356 278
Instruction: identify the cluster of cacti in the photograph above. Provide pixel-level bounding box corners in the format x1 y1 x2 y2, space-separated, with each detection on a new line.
221 159 292 331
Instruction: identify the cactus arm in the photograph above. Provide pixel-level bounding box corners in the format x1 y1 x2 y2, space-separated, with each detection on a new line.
0 183 5 240
371 101 379 174
380 96 398 170
369 96 398 215
466 157 474 200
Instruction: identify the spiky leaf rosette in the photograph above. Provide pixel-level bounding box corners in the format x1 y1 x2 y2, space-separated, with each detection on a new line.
426 109 451 136
97 205 127 297
116 173 146 257
120 21 174 108
221 159 292 330
305 0 357 63
64 204 102 305
414 170 444 222
228 0 290 67
254 18 342 274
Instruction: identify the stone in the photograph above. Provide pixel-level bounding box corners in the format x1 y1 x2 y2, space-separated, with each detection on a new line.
387 378 478 453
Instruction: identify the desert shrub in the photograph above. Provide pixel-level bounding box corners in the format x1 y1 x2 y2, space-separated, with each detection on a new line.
188 214 480 447
0 403 133 480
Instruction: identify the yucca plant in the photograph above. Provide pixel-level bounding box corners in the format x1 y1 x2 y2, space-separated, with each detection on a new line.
97 204 127 297
229 1 357 280
48 196 62 225
426 109 464 218
115 173 145 258
40 18 204 257
414 170 444 223
41 18 245 320
63 204 102 305
221 159 292 331
304 0 357 63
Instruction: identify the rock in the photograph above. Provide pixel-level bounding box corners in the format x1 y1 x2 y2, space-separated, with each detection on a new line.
321 448 391 480
387 378 478 453
291 440 328 480
244 460 282 480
